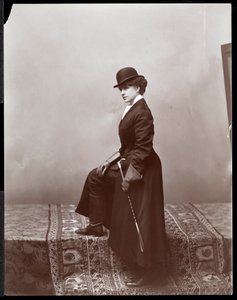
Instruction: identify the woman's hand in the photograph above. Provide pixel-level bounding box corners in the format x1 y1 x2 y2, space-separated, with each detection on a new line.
122 179 130 192
96 161 110 177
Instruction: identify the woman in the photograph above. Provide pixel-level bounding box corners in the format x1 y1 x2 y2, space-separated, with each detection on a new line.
75 67 167 287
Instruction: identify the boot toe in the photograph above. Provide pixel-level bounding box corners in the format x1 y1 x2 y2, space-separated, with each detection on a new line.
125 275 151 287
75 225 104 236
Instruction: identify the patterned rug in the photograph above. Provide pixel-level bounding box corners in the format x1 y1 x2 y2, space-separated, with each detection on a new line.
4 203 232 295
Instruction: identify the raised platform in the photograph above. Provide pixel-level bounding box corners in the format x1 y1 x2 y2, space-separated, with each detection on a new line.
4 203 232 295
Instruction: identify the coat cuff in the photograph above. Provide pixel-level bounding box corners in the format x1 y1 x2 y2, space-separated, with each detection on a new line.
124 164 143 183
105 151 121 164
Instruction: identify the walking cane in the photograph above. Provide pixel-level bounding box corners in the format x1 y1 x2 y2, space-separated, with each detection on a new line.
117 160 144 253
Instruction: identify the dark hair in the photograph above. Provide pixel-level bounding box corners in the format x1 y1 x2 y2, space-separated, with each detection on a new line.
119 77 148 95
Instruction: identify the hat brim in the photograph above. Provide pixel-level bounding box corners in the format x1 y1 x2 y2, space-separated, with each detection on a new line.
113 75 144 88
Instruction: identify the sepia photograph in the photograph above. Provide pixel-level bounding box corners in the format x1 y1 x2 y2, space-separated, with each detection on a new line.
3 3 232 295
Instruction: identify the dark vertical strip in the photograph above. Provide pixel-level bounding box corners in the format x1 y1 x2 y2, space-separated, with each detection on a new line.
46 204 51 241
0 0 3 295
56 205 63 281
0 0 2 103
0 192 3 297
45 204 56 295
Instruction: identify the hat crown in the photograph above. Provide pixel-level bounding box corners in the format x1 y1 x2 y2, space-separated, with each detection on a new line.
114 67 143 88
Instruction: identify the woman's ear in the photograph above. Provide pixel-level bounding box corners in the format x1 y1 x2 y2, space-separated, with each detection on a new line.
135 85 140 93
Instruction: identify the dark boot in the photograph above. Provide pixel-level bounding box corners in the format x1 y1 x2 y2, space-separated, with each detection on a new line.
75 224 104 236
76 195 105 236
126 267 168 288
126 275 151 287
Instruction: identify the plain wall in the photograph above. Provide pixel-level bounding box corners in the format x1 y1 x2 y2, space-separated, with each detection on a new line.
4 4 232 204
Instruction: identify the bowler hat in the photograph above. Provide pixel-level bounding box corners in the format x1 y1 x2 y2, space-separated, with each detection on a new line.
113 67 144 88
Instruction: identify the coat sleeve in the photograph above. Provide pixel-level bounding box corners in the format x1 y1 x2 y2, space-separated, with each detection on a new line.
125 110 154 179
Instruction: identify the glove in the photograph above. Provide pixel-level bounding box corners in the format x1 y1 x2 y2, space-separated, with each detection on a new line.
122 179 130 192
124 164 142 182
96 160 110 177
121 164 142 192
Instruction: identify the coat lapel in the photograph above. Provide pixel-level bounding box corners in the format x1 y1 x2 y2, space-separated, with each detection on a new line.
119 98 145 127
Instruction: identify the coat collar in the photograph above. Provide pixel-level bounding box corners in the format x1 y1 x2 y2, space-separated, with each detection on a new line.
119 98 145 125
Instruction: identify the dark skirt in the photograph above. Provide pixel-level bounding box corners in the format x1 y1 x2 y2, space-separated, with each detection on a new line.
108 153 167 270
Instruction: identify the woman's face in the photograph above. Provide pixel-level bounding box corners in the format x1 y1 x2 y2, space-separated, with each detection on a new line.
119 84 140 105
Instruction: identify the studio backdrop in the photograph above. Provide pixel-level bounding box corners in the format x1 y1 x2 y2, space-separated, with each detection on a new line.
4 4 231 205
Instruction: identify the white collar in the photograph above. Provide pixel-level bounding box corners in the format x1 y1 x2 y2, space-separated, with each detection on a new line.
131 94 143 106
121 94 143 119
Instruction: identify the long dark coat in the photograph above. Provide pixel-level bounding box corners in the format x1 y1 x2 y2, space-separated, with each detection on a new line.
76 99 167 269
